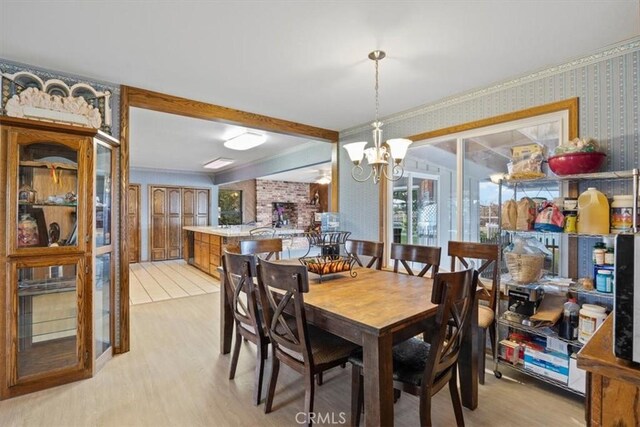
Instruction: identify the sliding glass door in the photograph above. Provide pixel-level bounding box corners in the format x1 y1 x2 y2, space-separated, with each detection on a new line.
392 173 439 246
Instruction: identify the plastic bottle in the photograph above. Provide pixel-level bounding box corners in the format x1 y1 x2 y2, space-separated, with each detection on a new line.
559 298 580 340
577 187 610 235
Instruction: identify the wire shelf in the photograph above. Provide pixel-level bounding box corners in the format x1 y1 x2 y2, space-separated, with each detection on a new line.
496 360 584 397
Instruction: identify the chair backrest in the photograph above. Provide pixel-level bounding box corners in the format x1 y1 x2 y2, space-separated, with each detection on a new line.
422 268 478 389
249 227 276 238
240 238 283 261
221 250 265 339
448 241 500 312
257 260 313 366
390 243 441 277
345 239 384 270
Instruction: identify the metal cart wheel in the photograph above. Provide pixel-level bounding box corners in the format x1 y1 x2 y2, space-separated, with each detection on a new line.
494 370 502 379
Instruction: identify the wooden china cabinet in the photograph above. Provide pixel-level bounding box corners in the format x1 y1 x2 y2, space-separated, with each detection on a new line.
0 116 119 399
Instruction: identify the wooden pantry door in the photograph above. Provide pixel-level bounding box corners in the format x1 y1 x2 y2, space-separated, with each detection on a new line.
151 186 209 261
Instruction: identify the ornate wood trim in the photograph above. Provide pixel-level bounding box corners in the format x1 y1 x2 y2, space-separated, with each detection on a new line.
118 86 340 352
379 98 579 257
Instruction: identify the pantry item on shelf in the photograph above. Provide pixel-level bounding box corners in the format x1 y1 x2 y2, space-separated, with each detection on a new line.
564 213 577 233
18 184 37 203
611 195 635 233
501 199 517 230
507 284 544 315
604 247 614 265
504 237 549 283
577 187 610 235
578 277 595 291
507 143 546 179
592 242 606 265
499 340 524 365
531 197 547 212
595 270 613 293
548 138 605 175
578 304 607 344
534 201 565 233
563 197 578 212
559 298 580 340
530 294 565 326
17 213 39 247
516 197 537 231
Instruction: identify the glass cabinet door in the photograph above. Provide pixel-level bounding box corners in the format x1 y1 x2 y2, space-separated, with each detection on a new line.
9 130 88 255
94 254 111 357
95 143 112 247
10 256 87 383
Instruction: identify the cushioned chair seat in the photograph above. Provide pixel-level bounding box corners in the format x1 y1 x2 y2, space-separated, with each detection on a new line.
349 338 440 386
278 324 358 365
478 305 495 328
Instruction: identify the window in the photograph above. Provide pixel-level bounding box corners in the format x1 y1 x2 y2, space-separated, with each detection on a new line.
218 190 242 225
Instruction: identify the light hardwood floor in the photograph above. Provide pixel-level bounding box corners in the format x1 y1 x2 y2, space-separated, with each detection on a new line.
0 292 585 427
129 260 219 305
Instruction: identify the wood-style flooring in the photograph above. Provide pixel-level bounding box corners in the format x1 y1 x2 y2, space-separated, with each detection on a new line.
129 260 219 305
0 292 585 427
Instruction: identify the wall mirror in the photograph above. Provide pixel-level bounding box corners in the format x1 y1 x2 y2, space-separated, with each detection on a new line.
384 98 578 273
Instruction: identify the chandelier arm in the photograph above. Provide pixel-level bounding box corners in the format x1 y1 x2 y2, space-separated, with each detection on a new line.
381 163 405 182
351 164 374 183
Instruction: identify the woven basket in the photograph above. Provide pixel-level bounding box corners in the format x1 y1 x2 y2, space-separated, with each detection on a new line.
505 252 544 283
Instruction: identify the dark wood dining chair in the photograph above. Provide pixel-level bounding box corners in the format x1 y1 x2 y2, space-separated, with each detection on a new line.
240 238 283 260
222 250 269 405
257 260 358 425
345 239 384 270
349 268 478 427
448 241 500 385
390 243 441 277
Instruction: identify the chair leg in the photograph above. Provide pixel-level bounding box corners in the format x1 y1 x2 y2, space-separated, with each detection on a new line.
449 365 465 427
350 366 363 427
316 372 323 386
489 321 497 361
264 353 280 414
419 390 433 427
304 371 316 426
478 327 486 385
253 343 267 405
229 329 242 380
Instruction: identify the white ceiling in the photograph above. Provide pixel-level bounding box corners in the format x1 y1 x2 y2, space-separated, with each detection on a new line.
129 107 323 173
1 2 638 132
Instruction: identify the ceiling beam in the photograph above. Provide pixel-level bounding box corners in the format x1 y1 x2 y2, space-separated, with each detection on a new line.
123 86 339 142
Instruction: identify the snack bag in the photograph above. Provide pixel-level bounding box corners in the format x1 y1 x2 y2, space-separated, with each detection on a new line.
516 197 536 231
534 202 565 232
508 144 546 179
501 200 517 230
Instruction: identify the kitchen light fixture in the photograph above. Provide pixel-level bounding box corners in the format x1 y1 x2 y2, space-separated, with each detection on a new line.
204 157 234 169
343 51 412 184
315 174 331 185
223 132 266 151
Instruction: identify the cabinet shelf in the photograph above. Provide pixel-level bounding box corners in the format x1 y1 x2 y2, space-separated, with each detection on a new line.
19 160 77 171
18 277 76 297
19 202 77 208
501 170 636 187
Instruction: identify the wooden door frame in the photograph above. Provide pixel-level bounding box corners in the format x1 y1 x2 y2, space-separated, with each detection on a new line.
127 183 141 264
118 86 339 353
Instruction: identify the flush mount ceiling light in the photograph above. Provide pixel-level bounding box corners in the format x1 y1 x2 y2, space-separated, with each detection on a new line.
204 157 234 169
223 132 266 151
343 50 412 184
315 174 331 185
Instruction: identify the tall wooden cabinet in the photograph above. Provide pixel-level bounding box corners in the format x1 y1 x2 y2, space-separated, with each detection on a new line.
0 116 119 399
150 186 209 261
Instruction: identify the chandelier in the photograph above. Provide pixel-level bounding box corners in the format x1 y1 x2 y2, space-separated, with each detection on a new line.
343 51 412 184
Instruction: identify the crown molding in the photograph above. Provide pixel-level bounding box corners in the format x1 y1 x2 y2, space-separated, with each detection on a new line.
340 36 640 138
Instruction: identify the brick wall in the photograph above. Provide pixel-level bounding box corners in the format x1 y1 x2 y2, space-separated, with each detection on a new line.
256 179 319 229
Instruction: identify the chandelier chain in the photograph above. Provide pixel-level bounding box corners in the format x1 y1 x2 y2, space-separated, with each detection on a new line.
374 55 380 123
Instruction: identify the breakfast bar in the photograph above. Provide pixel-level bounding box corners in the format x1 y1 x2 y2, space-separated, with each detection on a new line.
182 226 304 278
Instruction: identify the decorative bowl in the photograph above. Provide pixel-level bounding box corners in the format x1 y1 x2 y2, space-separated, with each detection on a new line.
548 152 606 176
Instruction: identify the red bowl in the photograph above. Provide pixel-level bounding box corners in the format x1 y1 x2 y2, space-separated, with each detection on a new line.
548 152 606 176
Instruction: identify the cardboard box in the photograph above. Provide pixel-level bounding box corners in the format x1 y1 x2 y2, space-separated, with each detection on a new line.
568 355 586 393
524 347 569 384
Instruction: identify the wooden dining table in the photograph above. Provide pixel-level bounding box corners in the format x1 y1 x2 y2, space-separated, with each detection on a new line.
219 265 478 426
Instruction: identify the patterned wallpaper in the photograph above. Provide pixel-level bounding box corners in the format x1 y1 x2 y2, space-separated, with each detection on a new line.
339 36 640 267
0 58 121 139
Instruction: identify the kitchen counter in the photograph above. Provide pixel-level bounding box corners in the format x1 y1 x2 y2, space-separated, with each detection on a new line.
183 226 305 279
183 225 305 237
